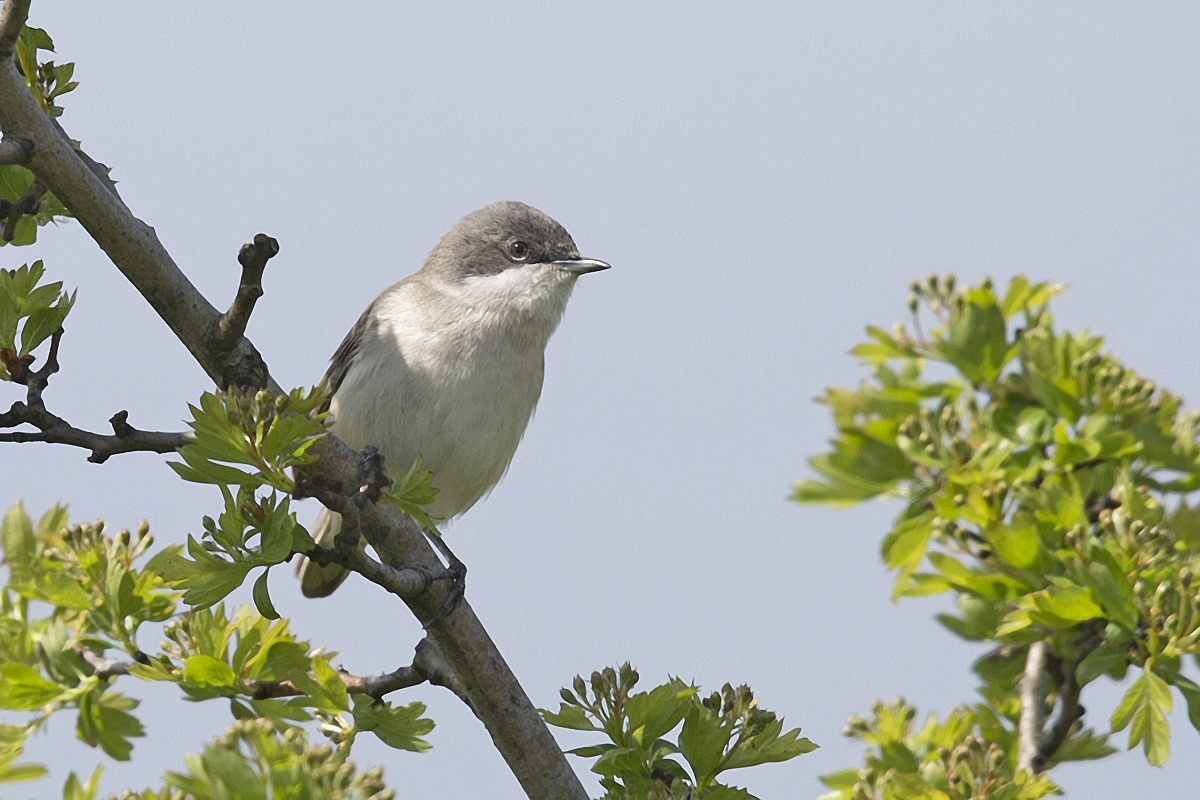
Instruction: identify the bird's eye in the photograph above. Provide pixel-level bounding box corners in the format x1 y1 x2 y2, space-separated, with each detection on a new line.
507 240 530 261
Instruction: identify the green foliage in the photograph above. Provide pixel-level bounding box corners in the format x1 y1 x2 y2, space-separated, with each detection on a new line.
164 386 443 612
0 261 75 376
0 504 163 773
0 502 434 786
162 388 328 613
381 455 442 534
798 274 1200 770
818 699 1061 800
87 718 395 800
170 388 329 493
543 664 816 799
0 27 75 247
16 27 79 118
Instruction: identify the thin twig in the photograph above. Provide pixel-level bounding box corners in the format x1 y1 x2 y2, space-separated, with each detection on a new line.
75 644 434 701
214 233 278 352
1 328 189 462
1035 657 1084 770
295 471 431 600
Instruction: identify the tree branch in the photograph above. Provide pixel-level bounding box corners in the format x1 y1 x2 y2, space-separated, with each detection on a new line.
0 134 27 163
75 641 455 704
0 0 28 60
0 42 271 390
1 327 189 462
1016 640 1049 772
1035 655 1084 770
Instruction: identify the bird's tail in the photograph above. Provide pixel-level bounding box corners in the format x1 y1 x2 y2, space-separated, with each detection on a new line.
296 507 352 597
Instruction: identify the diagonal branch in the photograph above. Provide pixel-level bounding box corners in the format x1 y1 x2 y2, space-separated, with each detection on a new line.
0 39 271 390
0 0 27 60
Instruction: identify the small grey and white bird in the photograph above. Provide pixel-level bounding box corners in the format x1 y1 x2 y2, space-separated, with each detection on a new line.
296 201 609 597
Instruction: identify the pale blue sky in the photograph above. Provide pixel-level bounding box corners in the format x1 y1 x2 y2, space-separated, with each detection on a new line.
6 2 1200 798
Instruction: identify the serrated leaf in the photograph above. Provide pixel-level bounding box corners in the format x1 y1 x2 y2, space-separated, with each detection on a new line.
678 706 729 783
183 655 237 688
987 515 1040 569
542 705 601 732
351 695 434 752
1111 670 1171 766
0 663 62 710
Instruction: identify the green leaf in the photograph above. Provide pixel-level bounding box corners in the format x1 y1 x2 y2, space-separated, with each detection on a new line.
77 690 144 761
939 293 1009 383
0 663 62 710
351 696 434 752
1169 673 1200 735
1076 644 1131 686
1079 559 1138 632
157 536 252 608
721 719 817 770
183 655 237 689
542 704 600 732
251 570 279 620
987 514 1040 569
249 641 310 682
0 762 48 783
678 706 729 783
1032 585 1104 623
1111 670 1172 766
256 501 295 564
1 502 35 581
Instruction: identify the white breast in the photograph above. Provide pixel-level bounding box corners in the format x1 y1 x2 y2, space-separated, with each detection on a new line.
329 266 574 521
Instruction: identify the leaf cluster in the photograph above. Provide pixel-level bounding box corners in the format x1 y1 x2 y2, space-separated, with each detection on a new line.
543 663 816 799
0 503 433 789
16 26 79 118
818 699 1061 800
61 718 395 800
796 274 1200 768
0 260 75 377
163 388 328 617
0 503 171 774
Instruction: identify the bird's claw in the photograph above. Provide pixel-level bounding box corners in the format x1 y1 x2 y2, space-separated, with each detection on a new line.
423 560 467 628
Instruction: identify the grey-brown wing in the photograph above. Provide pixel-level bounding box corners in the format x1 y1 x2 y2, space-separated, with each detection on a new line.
321 299 378 405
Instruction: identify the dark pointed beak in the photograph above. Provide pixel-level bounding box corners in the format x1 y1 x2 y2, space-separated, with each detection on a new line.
552 258 612 275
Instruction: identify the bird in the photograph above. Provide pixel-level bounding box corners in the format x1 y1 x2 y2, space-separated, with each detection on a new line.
296 200 609 598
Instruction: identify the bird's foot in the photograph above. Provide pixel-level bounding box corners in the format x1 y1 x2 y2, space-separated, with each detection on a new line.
356 446 391 503
423 559 467 628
